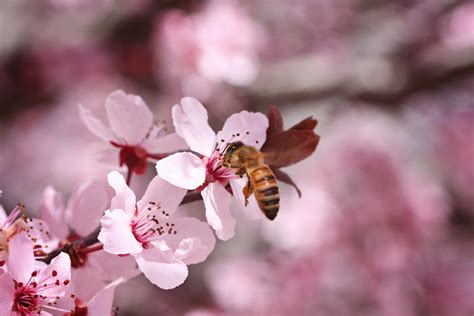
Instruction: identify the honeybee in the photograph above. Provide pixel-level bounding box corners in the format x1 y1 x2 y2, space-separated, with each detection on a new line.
221 141 280 220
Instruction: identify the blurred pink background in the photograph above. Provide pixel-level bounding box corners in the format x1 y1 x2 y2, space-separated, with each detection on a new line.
1 0 473 315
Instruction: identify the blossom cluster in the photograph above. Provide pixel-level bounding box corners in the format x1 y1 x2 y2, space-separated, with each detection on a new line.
0 90 318 315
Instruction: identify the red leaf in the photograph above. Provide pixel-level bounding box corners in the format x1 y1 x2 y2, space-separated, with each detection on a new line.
273 168 302 197
290 116 318 131
266 105 284 137
262 130 320 168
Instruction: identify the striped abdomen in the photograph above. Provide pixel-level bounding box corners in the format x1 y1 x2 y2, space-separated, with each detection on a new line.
250 166 280 220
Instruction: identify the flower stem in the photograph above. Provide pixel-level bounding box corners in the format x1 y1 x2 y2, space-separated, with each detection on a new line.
126 168 133 186
81 244 104 254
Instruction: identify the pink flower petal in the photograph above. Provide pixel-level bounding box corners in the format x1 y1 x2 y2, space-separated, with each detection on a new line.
88 251 139 282
134 249 188 289
155 152 206 190
230 178 265 220
20 219 59 254
7 233 34 283
78 104 115 142
0 273 14 315
71 264 107 302
137 175 187 216
66 179 108 236
172 97 216 157
142 132 189 154
87 278 124 316
99 209 142 255
0 206 7 224
165 217 216 264
37 252 71 297
107 171 136 217
216 111 269 151
39 186 69 240
201 183 236 240
94 148 122 169
105 90 153 145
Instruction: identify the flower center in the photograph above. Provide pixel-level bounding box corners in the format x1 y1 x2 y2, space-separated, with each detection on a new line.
12 270 70 314
130 201 178 247
198 149 237 191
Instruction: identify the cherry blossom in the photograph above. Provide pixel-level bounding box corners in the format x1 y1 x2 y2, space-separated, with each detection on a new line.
156 2 262 100
98 171 215 289
0 233 71 315
156 97 269 240
62 277 126 316
79 90 187 177
0 204 56 266
39 179 138 301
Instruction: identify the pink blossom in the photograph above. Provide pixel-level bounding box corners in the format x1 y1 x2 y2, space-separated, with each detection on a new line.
0 204 56 265
98 171 215 289
155 97 269 240
39 178 138 301
79 90 187 176
0 233 71 315
156 2 262 99
61 276 126 316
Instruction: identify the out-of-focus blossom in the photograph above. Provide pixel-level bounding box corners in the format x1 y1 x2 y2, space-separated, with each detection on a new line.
0 233 71 315
39 178 138 301
156 1 263 99
416 105 474 215
79 90 187 176
99 171 215 289
441 2 474 50
156 97 268 240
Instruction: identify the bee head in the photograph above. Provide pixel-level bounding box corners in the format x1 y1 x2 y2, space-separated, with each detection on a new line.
221 141 244 164
225 141 244 154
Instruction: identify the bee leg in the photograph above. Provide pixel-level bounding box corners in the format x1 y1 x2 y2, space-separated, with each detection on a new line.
242 180 253 206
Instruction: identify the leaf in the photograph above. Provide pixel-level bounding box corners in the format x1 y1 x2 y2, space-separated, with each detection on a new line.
266 105 284 137
273 168 302 197
262 130 320 168
290 116 318 131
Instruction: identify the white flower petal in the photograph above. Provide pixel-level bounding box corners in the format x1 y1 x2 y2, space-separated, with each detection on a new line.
216 111 269 151
137 175 187 216
135 249 188 290
105 90 153 144
107 171 136 217
39 186 68 241
143 132 188 154
78 104 115 142
201 183 236 241
155 152 206 190
7 233 34 283
172 97 216 157
0 273 14 315
67 179 108 236
98 209 142 255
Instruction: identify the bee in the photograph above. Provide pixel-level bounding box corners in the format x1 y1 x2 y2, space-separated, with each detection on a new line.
221 141 279 220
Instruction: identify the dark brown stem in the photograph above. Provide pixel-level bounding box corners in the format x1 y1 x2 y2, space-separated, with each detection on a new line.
126 168 133 186
39 190 203 264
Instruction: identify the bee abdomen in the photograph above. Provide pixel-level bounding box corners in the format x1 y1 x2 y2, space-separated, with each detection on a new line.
252 167 280 221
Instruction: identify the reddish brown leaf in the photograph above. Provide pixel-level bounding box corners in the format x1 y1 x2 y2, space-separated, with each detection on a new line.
290 116 318 131
273 168 302 197
262 130 320 168
266 105 284 136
